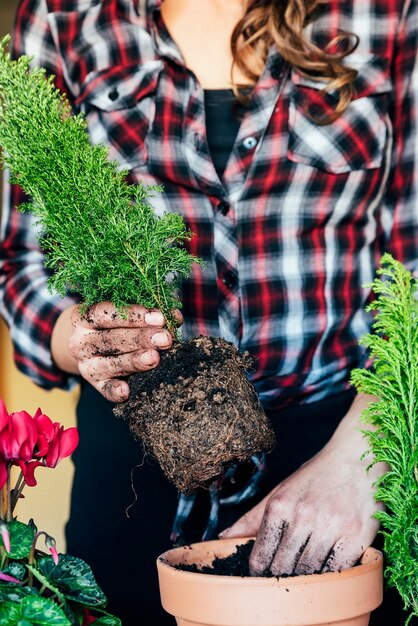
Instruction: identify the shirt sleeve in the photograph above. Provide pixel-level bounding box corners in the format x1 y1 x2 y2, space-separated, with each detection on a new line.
381 0 418 272
0 0 80 390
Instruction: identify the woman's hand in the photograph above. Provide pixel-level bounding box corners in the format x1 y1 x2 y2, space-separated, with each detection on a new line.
51 302 182 403
220 394 386 576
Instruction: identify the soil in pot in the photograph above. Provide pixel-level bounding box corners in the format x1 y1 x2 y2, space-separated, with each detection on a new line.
114 335 275 493
174 539 328 577
157 538 384 626
176 539 360 578
175 539 257 576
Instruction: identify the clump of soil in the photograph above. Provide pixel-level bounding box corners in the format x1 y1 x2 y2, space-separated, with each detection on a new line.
114 336 275 493
176 540 256 577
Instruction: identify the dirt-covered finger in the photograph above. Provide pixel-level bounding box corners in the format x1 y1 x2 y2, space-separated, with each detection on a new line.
79 349 160 383
98 378 130 403
171 309 184 325
267 524 312 576
293 535 335 575
80 327 173 357
249 507 287 575
322 536 365 573
79 302 165 329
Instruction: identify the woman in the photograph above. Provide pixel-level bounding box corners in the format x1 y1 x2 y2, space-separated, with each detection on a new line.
1 0 416 623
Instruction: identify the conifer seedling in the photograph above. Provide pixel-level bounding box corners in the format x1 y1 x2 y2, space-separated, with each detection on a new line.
0 35 198 331
0 36 274 495
351 254 418 624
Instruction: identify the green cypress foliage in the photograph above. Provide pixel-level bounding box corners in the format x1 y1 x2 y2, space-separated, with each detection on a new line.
351 253 418 623
0 35 201 329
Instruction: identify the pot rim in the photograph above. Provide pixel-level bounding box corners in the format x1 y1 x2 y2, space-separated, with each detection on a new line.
156 538 382 587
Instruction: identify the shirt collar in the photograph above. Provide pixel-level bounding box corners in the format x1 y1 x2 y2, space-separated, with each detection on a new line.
141 0 186 67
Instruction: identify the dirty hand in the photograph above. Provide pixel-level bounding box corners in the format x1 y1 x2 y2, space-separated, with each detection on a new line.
220 394 386 575
57 302 182 403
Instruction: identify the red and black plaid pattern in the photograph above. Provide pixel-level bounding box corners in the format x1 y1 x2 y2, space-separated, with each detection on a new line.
1 0 417 408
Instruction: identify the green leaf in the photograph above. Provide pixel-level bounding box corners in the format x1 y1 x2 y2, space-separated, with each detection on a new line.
0 521 35 559
37 555 106 606
81 606 122 626
0 583 38 603
69 605 121 626
26 565 65 602
0 596 71 626
0 602 21 625
60 601 81 626
4 563 27 582
91 615 122 625
65 603 87 625
20 597 71 625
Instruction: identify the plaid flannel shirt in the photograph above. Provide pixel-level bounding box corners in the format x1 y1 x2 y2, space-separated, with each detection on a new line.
1 0 418 411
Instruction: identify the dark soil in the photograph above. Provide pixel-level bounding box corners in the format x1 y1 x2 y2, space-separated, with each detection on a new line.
175 540 257 577
114 336 275 493
173 540 332 578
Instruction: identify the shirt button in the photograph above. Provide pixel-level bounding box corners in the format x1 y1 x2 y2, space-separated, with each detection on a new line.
222 271 237 290
108 88 119 101
242 136 258 150
217 200 230 216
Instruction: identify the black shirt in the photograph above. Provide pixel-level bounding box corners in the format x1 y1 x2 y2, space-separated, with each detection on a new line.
203 88 247 180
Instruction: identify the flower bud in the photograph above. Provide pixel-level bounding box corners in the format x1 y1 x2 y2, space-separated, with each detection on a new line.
45 533 59 565
28 518 38 534
0 570 21 584
0 520 10 553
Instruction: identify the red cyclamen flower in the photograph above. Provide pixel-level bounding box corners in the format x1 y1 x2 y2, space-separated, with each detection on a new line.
32 408 56 457
0 400 79 487
82 608 97 625
45 424 79 469
0 401 38 462
19 460 45 487
0 400 38 488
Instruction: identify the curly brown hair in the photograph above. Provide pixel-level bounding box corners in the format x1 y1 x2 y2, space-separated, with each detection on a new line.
231 0 359 123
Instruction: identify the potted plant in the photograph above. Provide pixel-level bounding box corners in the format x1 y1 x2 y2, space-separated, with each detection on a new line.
157 537 383 626
156 254 417 626
0 35 275 495
0 399 121 625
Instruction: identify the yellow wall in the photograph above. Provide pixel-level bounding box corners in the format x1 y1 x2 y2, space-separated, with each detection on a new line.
0 0 78 551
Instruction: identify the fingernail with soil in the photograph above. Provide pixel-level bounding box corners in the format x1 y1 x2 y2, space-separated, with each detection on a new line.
145 311 164 325
115 383 128 400
218 528 230 538
151 331 170 348
139 350 158 366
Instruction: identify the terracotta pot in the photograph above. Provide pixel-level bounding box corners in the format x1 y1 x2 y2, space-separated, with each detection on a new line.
157 538 383 626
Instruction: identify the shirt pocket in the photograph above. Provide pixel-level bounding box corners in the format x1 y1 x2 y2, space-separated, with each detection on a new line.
75 61 163 169
287 54 392 174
